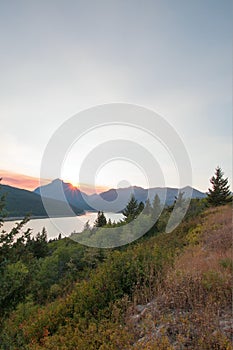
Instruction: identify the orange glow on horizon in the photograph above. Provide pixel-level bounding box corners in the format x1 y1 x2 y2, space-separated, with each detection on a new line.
0 170 110 194
64 179 109 194
67 183 78 192
0 169 50 191
78 183 109 195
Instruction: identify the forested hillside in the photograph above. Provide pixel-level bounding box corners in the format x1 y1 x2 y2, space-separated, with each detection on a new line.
0 194 232 349
0 184 83 217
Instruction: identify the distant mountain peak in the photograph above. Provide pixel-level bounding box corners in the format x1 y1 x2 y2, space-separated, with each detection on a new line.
34 179 206 212
52 178 63 183
50 178 78 190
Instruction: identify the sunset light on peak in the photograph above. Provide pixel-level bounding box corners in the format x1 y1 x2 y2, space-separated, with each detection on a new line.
61 175 110 194
67 183 78 191
0 170 110 195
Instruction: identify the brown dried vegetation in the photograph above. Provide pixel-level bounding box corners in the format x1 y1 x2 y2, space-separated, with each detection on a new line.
127 205 233 349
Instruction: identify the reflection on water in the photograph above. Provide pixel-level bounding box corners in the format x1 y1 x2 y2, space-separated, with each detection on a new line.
3 212 124 240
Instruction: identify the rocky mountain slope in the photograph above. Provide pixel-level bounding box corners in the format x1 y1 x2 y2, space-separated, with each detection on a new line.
35 179 206 212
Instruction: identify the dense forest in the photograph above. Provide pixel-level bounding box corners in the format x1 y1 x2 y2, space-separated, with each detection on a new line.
0 167 232 349
0 184 84 217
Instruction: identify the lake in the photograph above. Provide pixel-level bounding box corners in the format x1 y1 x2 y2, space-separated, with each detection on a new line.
3 212 124 240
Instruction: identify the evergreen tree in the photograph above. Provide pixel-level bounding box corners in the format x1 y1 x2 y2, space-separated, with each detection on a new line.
122 194 139 222
137 201 145 215
83 220 91 230
94 211 107 227
207 166 232 206
144 198 152 215
151 194 161 220
27 227 48 259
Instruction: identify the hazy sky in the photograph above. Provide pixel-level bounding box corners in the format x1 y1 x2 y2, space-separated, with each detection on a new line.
0 0 232 192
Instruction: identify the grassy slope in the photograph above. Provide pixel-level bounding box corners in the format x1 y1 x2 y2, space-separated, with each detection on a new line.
1 205 232 349
128 205 233 349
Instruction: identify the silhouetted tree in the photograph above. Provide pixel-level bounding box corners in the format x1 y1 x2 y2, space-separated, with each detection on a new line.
83 220 91 230
94 211 107 227
122 195 139 222
151 194 161 221
207 166 232 206
144 198 152 215
137 201 145 215
27 227 48 259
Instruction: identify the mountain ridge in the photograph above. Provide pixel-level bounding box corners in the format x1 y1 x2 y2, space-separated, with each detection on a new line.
34 179 206 212
0 180 206 218
0 184 84 218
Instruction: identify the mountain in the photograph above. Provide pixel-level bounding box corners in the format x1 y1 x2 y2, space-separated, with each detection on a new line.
88 185 206 211
1 181 205 219
34 180 206 213
34 179 92 211
0 184 84 218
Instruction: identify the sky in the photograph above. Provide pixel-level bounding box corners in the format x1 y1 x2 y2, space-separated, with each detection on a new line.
0 0 232 193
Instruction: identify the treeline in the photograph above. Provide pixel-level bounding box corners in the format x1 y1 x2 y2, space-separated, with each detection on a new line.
0 166 231 349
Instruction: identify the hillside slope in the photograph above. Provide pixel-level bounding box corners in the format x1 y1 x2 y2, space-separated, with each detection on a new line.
127 205 233 349
1 184 84 217
0 204 231 349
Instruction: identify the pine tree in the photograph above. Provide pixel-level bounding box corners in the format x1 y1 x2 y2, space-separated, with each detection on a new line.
27 228 48 259
122 194 139 222
83 220 91 230
151 194 161 220
207 166 232 206
137 201 145 215
144 198 152 215
94 211 107 227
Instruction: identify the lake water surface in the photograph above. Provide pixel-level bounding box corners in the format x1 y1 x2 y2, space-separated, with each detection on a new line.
3 212 124 240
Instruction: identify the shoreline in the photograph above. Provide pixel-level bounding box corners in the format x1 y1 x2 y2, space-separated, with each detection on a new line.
2 211 99 222
4 216 48 222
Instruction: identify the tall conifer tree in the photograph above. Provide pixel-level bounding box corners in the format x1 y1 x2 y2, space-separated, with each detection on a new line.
207 166 232 206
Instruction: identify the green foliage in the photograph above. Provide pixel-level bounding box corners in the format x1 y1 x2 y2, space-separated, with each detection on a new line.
219 258 233 271
151 193 161 218
30 240 87 303
26 227 48 259
207 166 232 206
184 198 208 219
1 178 230 349
0 207 196 349
0 261 29 315
144 198 152 215
202 270 226 292
137 201 145 215
186 224 203 245
94 211 107 227
122 195 140 222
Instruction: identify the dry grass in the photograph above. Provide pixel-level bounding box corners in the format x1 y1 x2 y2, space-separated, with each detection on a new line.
126 205 233 349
